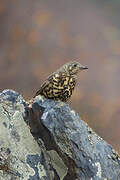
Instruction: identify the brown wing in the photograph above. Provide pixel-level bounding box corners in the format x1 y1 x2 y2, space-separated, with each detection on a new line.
33 79 50 98
33 71 67 98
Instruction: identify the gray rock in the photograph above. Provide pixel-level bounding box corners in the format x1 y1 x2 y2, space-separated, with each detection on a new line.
32 96 120 180
0 90 55 180
0 89 120 180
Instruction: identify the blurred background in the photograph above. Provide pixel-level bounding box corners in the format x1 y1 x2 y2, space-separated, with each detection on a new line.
0 0 120 152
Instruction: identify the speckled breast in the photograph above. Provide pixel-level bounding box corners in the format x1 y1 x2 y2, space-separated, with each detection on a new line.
41 72 76 102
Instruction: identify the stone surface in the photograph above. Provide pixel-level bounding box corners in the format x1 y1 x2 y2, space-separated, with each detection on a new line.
0 89 120 180
0 90 56 180
32 95 120 180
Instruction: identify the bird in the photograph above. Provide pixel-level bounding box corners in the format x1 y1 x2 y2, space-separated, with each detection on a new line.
33 61 88 102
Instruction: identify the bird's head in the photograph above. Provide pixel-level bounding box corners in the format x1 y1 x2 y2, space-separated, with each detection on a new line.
64 61 88 75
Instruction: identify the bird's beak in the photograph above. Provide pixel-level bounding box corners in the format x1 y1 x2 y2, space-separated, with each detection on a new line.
80 66 88 70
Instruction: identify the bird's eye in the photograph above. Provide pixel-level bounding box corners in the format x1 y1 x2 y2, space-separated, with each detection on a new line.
73 64 77 67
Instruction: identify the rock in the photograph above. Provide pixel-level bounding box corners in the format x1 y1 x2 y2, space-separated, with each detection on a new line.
29 96 120 180
0 90 55 180
0 89 120 180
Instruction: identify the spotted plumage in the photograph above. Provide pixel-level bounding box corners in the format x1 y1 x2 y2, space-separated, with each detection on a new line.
34 61 88 102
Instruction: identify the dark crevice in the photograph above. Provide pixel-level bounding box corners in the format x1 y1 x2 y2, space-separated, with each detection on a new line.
25 102 77 180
